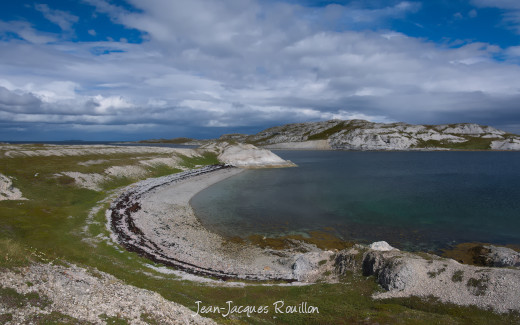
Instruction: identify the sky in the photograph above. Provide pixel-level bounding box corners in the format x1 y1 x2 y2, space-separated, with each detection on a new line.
1 0 520 140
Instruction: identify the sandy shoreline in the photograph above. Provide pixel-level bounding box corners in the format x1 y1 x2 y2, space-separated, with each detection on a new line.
109 165 329 282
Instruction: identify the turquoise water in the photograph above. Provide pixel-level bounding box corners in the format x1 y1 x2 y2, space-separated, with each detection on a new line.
191 151 520 251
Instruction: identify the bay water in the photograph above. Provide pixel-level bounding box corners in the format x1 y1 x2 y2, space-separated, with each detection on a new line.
191 151 520 251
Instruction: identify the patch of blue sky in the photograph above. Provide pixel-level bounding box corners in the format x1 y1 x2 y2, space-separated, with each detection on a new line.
278 0 519 48
391 2 519 48
0 0 144 44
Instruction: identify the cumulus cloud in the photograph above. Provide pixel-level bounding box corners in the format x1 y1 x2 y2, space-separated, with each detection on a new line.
1 0 520 139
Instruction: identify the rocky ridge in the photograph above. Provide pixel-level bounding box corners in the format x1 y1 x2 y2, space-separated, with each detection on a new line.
219 119 520 150
334 242 520 313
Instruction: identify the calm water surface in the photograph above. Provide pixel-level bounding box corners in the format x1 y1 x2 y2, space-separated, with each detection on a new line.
191 151 520 251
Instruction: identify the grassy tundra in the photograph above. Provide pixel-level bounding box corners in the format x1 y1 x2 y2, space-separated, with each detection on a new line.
0 144 518 324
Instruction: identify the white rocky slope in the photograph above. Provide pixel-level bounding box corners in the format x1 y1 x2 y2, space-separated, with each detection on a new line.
201 142 296 167
0 262 216 324
220 119 520 150
335 242 520 313
0 174 26 201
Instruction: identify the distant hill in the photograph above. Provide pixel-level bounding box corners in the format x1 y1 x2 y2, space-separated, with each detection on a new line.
219 119 520 150
137 137 194 144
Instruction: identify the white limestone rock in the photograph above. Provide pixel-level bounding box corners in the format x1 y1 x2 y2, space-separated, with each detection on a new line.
491 138 520 150
482 245 520 267
369 241 398 251
204 142 296 168
364 249 520 313
292 251 334 282
437 123 505 136
0 174 27 201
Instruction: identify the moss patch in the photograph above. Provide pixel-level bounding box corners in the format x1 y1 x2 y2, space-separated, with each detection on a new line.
467 276 489 296
427 267 446 278
99 314 131 325
452 270 464 282
0 286 51 309
414 137 499 150
28 312 94 325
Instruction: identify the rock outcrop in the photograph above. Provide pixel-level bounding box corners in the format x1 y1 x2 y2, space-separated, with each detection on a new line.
334 241 520 313
469 245 520 267
202 142 296 167
219 119 520 151
0 173 26 201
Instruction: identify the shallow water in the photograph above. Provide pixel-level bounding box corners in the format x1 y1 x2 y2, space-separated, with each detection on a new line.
191 151 520 251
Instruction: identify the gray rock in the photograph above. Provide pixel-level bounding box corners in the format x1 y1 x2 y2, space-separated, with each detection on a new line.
483 245 520 267
292 251 333 282
361 249 520 313
335 246 363 275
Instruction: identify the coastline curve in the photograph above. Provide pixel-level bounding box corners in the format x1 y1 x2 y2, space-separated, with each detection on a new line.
108 165 322 282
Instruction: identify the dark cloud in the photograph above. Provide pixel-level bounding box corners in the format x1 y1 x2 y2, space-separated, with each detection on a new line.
0 87 42 113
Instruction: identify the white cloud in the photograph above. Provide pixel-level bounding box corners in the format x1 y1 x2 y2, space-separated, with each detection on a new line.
35 4 79 32
0 21 57 44
1 0 520 138
472 0 520 10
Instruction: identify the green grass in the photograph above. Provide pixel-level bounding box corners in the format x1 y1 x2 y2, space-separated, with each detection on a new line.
178 151 220 168
414 137 499 150
307 122 347 140
0 286 51 309
1 146 519 324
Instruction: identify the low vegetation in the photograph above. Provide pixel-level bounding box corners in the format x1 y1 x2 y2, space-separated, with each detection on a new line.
452 270 464 282
414 137 498 150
